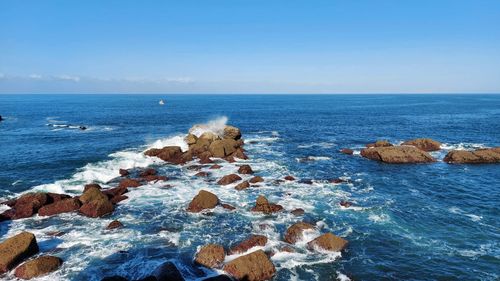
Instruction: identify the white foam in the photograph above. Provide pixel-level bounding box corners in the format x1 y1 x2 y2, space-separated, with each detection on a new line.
336 271 352 281
295 156 331 162
189 116 228 137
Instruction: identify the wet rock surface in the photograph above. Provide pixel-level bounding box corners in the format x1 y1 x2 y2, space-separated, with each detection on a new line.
361 146 435 163
444 147 500 164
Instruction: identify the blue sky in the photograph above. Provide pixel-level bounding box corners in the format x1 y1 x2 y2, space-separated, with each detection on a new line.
1 0 499 93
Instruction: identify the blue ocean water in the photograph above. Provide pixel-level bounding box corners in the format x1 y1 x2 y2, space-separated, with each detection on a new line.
0 94 499 281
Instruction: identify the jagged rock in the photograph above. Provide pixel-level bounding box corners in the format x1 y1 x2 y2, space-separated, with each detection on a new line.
284 175 295 181
307 233 348 252
38 198 81 216
144 146 188 164
79 186 108 204
284 222 315 244
119 169 129 177
223 250 276 281
444 148 500 164
235 181 250 191
233 148 248 160
251 195 283 214
291 208 305 216
199 132 220 142
187 190 219 212
14 255 62 279
330 178 347 184
84 183 102 192
110 195 128 204
189 139 211 156
185 133 198 145
237 165 254 175
0 232 39 273
6 193 49 219
224 156 236 163
402 138 441 151
223 125 241 140
340 148 354 155
360 146 435 163
119 178 141 189
217 174 242 185
78 187 114 218
229 235 267 255
142 175 168 182
194 244 225 268
139 168 157 177
209 139 239 158
249 176 264 184
202 275 233 281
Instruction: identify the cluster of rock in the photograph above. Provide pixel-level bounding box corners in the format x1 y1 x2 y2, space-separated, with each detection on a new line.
0 232 62 279
443 147 500 164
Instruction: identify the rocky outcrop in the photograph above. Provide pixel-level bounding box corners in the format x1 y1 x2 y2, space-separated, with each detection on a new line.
194 244 225 268
251 195 283 214
0 192 75 221
284 222 315 244
209 139 240 158
290 208 305 216
361 146 435 163
185 134 198 145
38 198 81 216
366 140 393 148
229 235 267 255
78 187 114 218
307 233 348 252
223 250 275 281
144 146 191 165
187 190 219 212
402 138 441 151
237 165 254 175
118 178 141 189
217 174 242 185
14 255 62 279
107 220 123 230
234 181 250 191
223 126 241 140
444 148 500 164
249 176 264 184
284 175 295 181
0 232 39 273
340 148 354 155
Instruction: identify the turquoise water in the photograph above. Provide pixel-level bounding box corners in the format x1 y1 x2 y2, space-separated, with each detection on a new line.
0 94 499 280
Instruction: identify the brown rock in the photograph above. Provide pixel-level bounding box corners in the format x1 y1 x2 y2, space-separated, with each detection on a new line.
249 176 264 184
330 178 347 184
119 169 129 176
107 220 123 230
224 156 236 163
38 198 81 216
251 195 283 214
366 140 393 148
223 250 276 281
46 193 71 203
195 172 209 177
185 133 198 145
194 244 225 268
340 148 354 155
83 183 102 192
235 181 250 191
210 164 222 169
79 186 108 204
0 232 39 274
291 208 305 216
284 175 295 181
221 203 236 210
145 146 187 164
232 148 248 160
199 132 220 143
444 147 500 164
187 190 219 212
223 125 241 140
229 235 267 255
79 198 114 218
119 178 141 189
360 146 435 163
402 138 441 151
189 139 211 156
238 165 254 175
102 187 128 198
199 154 213 164
209 139 239 158
284 222 315 244
307 233 348 252
14 255 62 279
217 174 242 185
139 168 157 177
9 193 49 219
339 201 353 208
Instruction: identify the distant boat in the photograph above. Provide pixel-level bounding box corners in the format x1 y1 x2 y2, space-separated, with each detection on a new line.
159 99 165 105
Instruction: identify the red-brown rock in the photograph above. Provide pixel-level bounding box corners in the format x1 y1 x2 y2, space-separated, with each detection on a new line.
221 203 236 210
402 138 441 152
361 146 435 163
38 198 81 216
139 168 157 177
194 244 225 269
340 148 354 155
194 172 209 177
444 147 500 164
291 208 305 216
234 181 250 191
251 195 283 214
14 255 62 279
223 250 275 281
187 190 219 212
229 235 267 255
217 174 242 185
249 176 264 184
0 232 39 274
119 169 129 176
106 220 123 230
307 233 348 252
238 165 254 175
210 164 222 169
284 222 315 244
119 178 141 188
83 183 102 192
284 175 295 181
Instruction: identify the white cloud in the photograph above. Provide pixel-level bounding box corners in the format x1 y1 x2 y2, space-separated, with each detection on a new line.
54 74 80 82
29 74 43 79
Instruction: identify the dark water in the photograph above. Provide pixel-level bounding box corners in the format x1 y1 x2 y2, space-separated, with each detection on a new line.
0 94 499 281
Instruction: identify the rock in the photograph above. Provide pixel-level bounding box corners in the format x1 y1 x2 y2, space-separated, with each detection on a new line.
38 198 81 216
107 220 123 230
209 139 239 158
224 156 236 163
221 203 236 210
142 175 168 182
46 193 71 203
234 181 250 191
187 190 219 212
139 168 157 177
210 164 222 169
284 175 295 181
185 133 198 145
151 261 185 281
339 201 353 208
340 148 354 155
0 232 39 273
189 139 212 156
79 186 108 204
249 176 264 184
83 183 102 192
223 250 275 281
366 140 393 148
14 255 62 279
10 192 49 219
251 195 283 214
307 233 348 252
232 149 248 160
217 174 242 185
195 172 209 177
223 125 241 140
291 208 305 216
199 132 220 142
360 146 435 163
0 115 2 121
330 178 347 184
119 178 141 188
237 165 254 175
284 222 315 244
199 154 213 164
299 179 313 185
79 126 87 130
79 198 114 218
402 138 441 152
229 235 267 255
194 244 225 268
444 148 500 164
145 146 188 164
119 169 129 177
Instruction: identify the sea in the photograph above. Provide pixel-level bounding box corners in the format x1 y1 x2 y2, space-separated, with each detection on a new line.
0 94 499 281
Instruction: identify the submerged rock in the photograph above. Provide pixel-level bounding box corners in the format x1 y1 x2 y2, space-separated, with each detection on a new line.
339 201 353 208
187 190 219 212
284 175 295 181
119 178 141 189
229 235 268 255
284 222 315 244
290 208 305 216
14 255 63 279
402 138 441 152
223 250 276 281
119 169 129 177
444 148 500 164
237 164 254 175
251 195 283 214
217 174 242 185
194 244 225 268
0 232 39 274
234 181 250 191
107 220 123 230
360 146 435 163
307 233 348 252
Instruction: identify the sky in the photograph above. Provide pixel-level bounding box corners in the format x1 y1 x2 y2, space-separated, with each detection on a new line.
1 0 499 94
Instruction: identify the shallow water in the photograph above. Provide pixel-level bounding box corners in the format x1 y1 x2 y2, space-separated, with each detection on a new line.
0 94 499 280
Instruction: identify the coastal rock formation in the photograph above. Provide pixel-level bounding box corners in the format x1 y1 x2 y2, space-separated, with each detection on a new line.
187 190 219 212
307 233 348 252
290 208 305 216
229 235 267 255
223 125 241 140
284 175 295 181
78 187 114 218
251 195 283 214
150 261 185 281
185 133 198 145
0 192 74 221
402 138 441 151
249 176 264 184
14 255 63 279
444 148 500 164
38 198 81 216
0 232 39 274
284 222 315 244
107 220 123 230
223 250 275 281
235 181 250 191
118 179 141 189
366 140 393 148
144 146 192 165
217 174 242 185
194 244 225 268
209 139 239 158
340 148 354 155
237 165 254 175
361 146 435 163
